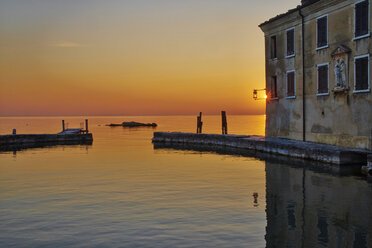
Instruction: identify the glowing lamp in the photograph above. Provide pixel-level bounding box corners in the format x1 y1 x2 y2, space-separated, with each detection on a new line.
253 89 258 100
253 88 266 100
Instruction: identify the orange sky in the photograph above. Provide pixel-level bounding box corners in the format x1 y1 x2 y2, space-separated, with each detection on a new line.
0 0 299 116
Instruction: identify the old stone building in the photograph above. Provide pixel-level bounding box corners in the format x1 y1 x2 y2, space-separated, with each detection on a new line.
260 0 372 149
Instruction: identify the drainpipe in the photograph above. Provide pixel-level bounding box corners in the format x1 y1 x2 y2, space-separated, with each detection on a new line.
299 9 306 142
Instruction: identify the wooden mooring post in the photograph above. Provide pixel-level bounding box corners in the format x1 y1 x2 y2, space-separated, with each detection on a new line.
85 119 89 133
62 120 65 132
197 112 203 134
221 111 228 135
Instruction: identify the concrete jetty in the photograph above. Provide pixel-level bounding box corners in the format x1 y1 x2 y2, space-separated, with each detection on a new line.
0 119 93 151
152 132 371 165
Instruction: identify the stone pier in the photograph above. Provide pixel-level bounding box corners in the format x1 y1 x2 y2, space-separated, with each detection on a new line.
152 132 371 165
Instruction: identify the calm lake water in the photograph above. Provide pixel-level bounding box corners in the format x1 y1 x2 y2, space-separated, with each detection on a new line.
0 115 371 248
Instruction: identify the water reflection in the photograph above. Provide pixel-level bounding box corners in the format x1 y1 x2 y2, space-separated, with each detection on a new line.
0 140 92 153
253 192 259 207
153 142 361 175
265 161 372 248
1 115 371 247
154 142 372 247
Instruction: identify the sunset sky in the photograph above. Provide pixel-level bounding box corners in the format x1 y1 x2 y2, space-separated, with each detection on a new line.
0 0 299 116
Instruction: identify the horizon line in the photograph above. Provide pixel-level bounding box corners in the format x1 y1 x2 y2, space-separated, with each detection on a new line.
0 113 266 118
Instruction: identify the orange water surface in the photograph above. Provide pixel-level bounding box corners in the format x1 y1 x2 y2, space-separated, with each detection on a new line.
0 115 371 247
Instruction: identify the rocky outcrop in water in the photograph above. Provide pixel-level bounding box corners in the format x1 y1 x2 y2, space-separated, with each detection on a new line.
107 122 157 127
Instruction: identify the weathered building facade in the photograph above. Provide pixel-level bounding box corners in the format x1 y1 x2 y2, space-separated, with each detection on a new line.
260 0 372 149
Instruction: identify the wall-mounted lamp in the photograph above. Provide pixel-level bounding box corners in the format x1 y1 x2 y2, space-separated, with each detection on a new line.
253 88 267 100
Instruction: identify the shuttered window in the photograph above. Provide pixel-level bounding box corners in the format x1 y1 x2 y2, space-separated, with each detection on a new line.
355 0 369 38
270 36 277 59
271 76 278 98
317 16 328 48
287 28 295 57
317 64 329 94
287 71 295 97
355 55 369 91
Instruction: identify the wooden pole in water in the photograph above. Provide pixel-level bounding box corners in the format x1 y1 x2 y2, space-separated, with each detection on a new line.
197 112 203 134
62 120 65 131
196 116 199 133
221 111 227 135
85 119 89 133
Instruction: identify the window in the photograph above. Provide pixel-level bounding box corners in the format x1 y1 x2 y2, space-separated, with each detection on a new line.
286 71 296 98
270 76 278 98
286 28 295 57
287 203 296 230
270 36 277 59
317 63 329 95
354 55 370 92
355 0 369 39
317 15 328 49
353 229 368 248
317 214 329 245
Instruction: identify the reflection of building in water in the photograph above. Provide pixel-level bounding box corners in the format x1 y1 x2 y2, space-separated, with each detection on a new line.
265 161 372 248
253 192 259 207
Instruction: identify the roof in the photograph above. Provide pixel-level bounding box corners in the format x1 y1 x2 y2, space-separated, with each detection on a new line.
259 0 321 27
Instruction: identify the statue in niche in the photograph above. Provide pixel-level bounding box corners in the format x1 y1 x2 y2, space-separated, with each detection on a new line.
334 57 346 89
331 45 350 93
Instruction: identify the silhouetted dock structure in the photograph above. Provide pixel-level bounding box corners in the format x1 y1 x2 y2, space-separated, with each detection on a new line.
0 119 93 151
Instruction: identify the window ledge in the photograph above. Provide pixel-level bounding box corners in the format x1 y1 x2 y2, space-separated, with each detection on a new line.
270 58 278 61
285 54 295 59
353 33 370 41
316 45 329 51
286 96 296 99
353 89 370 94
317 92 330 96
269 97 279 101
